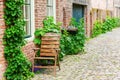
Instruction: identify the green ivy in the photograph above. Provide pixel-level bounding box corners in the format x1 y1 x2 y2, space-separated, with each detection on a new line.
3 0 33 80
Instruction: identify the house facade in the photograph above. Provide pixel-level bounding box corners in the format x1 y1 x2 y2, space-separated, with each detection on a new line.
0 0 119 79
88 0 114 35
114 0 120 17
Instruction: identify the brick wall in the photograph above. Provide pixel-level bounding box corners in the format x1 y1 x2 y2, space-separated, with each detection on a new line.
22 42 36 64
63 0 72 27
35 0 47 28
34 0 72 28
0 0 7 79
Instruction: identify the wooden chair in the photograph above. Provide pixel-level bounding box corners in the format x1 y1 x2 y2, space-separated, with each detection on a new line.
32 33 60 76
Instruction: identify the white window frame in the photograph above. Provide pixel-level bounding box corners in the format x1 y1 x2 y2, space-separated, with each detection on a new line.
47 0 56 23
24 0 35 41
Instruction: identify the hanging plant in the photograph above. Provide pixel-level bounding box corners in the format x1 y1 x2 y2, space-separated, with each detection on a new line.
3 0 34 80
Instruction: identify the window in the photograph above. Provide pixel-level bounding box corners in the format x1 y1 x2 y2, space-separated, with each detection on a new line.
23 0 31 37
23 0 35 40
47 0 56 22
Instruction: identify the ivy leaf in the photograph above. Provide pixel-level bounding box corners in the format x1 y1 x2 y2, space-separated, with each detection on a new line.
34 38 41 45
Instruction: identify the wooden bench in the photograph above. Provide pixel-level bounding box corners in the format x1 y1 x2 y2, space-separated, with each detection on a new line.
32 33 60 76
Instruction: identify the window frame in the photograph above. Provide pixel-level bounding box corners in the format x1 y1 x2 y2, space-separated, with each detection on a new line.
46 0 56 23
24 0 35 41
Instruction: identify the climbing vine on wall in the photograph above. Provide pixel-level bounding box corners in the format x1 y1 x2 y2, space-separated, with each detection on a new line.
3 0 33 80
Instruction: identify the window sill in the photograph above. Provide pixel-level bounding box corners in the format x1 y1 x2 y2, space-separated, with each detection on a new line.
25 35 34 42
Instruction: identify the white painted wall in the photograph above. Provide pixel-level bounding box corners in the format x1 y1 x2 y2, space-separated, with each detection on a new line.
90 0 113 11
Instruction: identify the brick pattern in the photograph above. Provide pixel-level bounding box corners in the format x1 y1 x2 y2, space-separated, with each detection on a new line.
35 0 47 28
34 0 72 28
56 0 72 27
0 0 7 79
22 42 36 64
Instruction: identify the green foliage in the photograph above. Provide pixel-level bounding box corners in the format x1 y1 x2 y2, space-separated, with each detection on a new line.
60 18 86 56
3 0 34 80
69 18 79 27
116 18 120 27
92 20 102 37
34 16 61 46
102 17 120 33
92 17 120 38
34 17 85 60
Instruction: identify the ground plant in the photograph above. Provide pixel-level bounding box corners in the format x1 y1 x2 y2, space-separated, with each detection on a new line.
3 0 33 80
92 17 120 37
60 18 86 57
91 20 102 37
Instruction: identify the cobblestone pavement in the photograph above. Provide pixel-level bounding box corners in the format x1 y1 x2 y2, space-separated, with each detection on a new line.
32 28 120 80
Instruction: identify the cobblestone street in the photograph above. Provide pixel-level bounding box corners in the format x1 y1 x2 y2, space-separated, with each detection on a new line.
32 28 120 80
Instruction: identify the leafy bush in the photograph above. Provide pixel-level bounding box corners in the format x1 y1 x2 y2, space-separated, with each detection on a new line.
116 18 120 27
102 17 120 33
92 17 120 37
34 17 61 46
92 20 102 37
34 18 85 60
3 0 34 80
69 18 79 27
60 18 86 56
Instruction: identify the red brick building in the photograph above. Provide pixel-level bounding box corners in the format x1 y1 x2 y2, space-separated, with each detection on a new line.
0 0 119 79
0 0 89 78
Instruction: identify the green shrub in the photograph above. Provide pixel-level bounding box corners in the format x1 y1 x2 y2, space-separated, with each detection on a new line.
3 0 34 80
92 20 102 38
102 17 115 33
116 18 120 27
34 18 86 60
92 17 120 37
60 18 86 56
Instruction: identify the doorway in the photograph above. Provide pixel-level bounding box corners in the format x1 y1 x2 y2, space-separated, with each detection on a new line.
72 4 84 22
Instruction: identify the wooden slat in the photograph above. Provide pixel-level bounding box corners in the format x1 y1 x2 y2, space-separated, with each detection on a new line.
40 53 57 57
34 66 54 68
34 57 55 60
42 36 60 40
41 41 59 45
40 49 55 53
41 45 59 49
